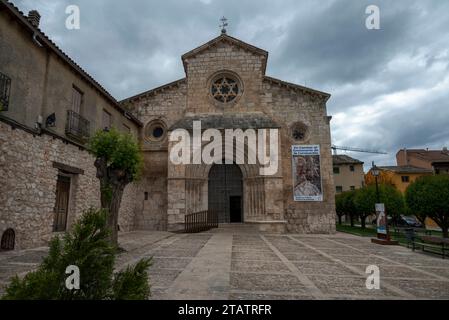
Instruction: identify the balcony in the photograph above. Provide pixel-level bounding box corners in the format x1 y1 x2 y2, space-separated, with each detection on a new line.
65 110 90 141
0 72 11 111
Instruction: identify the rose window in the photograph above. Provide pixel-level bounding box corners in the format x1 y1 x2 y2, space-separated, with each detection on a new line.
291 122 309 141
211 77 239 103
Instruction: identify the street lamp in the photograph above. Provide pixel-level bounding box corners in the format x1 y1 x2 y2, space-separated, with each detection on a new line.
371 161 380 203
370 161 397 244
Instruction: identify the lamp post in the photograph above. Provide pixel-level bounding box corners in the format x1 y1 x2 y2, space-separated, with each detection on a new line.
370 162 396 244
371 161 380 203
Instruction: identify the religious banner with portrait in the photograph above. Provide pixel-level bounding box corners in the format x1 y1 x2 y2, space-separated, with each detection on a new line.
292 145 323 201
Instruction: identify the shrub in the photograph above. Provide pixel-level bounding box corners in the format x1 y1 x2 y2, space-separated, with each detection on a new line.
1 208 151 300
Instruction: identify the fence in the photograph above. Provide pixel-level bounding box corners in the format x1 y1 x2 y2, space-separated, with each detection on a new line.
184 210 218 233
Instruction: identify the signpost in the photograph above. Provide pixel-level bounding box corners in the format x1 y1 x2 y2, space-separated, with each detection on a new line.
370 162 398 245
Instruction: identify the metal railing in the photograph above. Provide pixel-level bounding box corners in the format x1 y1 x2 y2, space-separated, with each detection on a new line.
184 210 218 233
0 72 11 111
66 110 90 139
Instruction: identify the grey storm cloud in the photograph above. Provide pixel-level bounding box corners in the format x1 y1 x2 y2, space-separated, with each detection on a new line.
12 0 449 170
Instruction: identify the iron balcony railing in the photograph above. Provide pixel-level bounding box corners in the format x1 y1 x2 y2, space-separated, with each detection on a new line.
66 110 90 139
0 72 11 111
185 210 218 233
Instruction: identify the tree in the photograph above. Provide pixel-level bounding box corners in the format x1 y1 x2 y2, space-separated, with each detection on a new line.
335 193 345 225
335 190 357 226
354 184 405 229
88 128 143 245
1 208 151 300
406 175 449 238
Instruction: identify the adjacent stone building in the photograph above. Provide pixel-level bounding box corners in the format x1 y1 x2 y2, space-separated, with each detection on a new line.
396 148 449 175
0 1 141 249
332 155 364 194
1 0 336 250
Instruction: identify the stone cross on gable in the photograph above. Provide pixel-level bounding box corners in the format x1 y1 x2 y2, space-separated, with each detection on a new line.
220 16 228 34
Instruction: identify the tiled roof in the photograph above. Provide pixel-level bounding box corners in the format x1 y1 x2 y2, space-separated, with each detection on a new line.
263 76 331 101
1 0 142 127
120 78 186 104
401 149 449 163
169 113 281 130
378 166 434 174
332 155 363 165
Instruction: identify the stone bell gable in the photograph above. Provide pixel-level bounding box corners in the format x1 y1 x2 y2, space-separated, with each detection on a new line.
181 34 268 114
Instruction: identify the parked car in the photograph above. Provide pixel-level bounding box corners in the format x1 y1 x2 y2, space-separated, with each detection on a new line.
388 215 423 228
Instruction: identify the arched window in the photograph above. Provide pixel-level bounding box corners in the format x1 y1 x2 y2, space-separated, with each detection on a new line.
1 228 15 251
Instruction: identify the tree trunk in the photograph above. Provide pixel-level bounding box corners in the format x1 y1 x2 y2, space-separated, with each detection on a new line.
350 214 355 227
94 157 132 247
443 226 448 239
107 184 125 245
338 215 342 225
361 216 366 229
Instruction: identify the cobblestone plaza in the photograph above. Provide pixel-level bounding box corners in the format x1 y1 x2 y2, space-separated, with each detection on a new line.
2 226 448 300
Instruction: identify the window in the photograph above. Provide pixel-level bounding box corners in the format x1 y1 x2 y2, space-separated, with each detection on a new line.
333 167 340 174
102 109 112 130
349 165 355 172
336 186 343 193
71 86 83 113
145 120 167 142
0 72 11 111
209 72 242 105
290 121 309 141
211 77 239 103
401 176 410 183
350 186 355 191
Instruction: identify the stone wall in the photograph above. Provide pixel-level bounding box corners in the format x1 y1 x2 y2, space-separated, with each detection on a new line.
184 40 265 114
123 80 188 231
262 79 336 234
0 121 138 249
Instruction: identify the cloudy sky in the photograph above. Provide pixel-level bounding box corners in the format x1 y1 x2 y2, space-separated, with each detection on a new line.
12 0 449 170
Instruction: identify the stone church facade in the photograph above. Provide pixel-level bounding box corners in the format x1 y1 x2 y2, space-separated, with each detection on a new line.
122 33 336 234
0 1 335 250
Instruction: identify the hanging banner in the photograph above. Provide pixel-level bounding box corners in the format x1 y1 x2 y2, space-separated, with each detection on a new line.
376 203 387 235
292 145 323 201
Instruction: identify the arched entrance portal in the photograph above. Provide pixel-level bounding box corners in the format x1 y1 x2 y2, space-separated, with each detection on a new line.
208 164 243 223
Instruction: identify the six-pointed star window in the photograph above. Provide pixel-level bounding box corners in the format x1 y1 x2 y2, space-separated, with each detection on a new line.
211 77 239 103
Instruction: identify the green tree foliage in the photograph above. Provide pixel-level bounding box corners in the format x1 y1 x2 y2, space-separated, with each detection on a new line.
406 175 449 238
88 128 143 245
335 190 357 226
354 184 405 229
2 208 151 300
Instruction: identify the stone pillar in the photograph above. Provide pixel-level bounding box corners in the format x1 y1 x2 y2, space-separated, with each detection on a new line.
166 138 187 232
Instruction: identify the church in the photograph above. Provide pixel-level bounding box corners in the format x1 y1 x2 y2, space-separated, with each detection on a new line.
0 3 335 251
121 28 336 234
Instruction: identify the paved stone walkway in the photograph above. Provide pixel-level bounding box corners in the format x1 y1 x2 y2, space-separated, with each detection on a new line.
1 225 449 299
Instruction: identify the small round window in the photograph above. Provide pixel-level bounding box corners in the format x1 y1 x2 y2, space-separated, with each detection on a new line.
145 120 166 142
152 127 164 138
291 122 309 142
